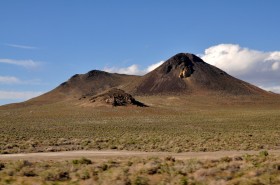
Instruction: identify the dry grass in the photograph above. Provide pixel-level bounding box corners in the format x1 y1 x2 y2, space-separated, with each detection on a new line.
0 95 280 154
0 152 280 184
0 95 280 184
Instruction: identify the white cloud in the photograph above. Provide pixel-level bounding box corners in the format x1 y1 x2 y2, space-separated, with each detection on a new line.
272 62 279 71
201 44 280 93
201 44 280 75
259 86 280 93
104 61 164 75
0 91 43 100
0 76 21 84
104 64 142 75
0 59 41 69
146 61 164 72
6 43 37 50
0 76 42 85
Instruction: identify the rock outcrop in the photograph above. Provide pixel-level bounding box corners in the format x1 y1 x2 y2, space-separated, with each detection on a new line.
81 88 147 107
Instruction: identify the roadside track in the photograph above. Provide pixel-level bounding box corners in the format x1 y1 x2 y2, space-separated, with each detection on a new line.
1 150 279 161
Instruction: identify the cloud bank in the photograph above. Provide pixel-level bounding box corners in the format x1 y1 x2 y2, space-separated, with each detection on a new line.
104 61 164 75
0 59 41 69
200 44 280 93
0 91 43 100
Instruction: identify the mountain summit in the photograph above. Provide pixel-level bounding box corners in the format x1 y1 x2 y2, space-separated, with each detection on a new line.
133 53 267 95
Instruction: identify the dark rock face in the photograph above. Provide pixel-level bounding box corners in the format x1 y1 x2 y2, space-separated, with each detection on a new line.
161 53 197 76
87 88 147 107
134 53 200 95
86 70 110 78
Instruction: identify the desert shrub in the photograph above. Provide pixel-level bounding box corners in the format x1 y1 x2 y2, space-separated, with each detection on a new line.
81 139 91 146
174 147 182 153
127 161 133 166
20 167 37 177
110 145 118 149
72 157 92 165
100 163 108 171
143 161 161 175
165 156 176 162
5 169 15 176
259 150 269 157
13 160 32 172
0 162 5 170
41 169 70 181
3 178 15 184
233 156 243 161
72 159 79 164
133 176 149 185
76 169 91 180
220 156 232 163
179 176 188 185
274 164 280 171
0 150 9 154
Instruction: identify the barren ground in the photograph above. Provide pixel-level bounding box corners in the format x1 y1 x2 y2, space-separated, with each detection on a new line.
1 150 280 162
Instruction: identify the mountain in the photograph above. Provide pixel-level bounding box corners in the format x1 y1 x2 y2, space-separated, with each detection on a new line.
132 53 268 96
2 53 273 108
22 70 140 106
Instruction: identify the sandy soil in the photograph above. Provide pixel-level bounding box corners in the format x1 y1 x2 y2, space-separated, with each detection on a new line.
1 150 280 162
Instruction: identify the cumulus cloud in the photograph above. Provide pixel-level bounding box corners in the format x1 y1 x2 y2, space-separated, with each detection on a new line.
104 61 164 75
6 43 37 50
104 64 142 75
271 62 279 71
0 91 43 100
201 44 280 93
0 59 41 69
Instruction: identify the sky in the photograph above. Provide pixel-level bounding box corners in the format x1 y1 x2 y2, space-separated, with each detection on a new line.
1 0 280 105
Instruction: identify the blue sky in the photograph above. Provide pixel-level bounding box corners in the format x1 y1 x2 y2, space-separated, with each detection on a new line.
1 1 280 105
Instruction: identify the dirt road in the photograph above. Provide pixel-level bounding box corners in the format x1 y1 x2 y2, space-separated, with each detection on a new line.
1 150 280 161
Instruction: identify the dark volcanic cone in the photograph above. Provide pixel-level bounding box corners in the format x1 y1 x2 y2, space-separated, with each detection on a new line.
134 53 268 95
82 88 147 107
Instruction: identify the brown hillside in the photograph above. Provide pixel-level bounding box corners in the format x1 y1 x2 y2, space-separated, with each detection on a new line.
132 53 270 96
23 70 139 106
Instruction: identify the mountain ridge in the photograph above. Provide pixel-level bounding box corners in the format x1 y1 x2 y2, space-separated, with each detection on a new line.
1 53 276 108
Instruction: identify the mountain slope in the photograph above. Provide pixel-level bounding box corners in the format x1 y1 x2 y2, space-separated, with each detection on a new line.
132 53 269 96
25 70 140 105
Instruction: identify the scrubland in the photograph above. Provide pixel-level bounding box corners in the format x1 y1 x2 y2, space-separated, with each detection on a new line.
1 95 280 184
0 95 279 154
0 152 280 185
